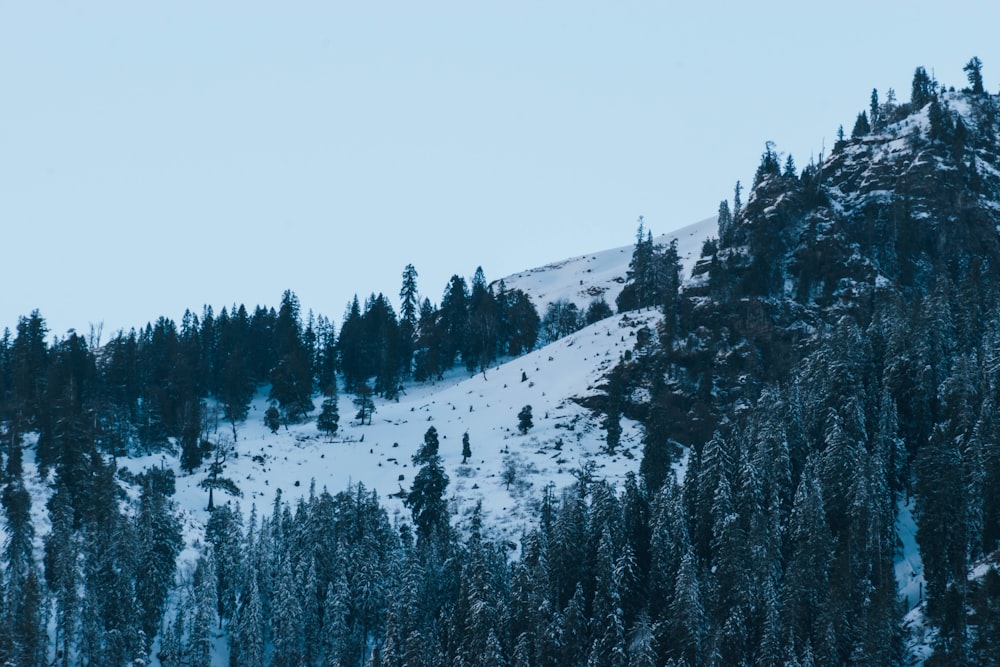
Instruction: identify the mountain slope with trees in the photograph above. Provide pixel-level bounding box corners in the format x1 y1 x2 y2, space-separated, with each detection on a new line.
3 59 1000 666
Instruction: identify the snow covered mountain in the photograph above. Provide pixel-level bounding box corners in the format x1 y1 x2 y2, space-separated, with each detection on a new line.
116 217 716 554
12 216 716 578
10 64 1000 667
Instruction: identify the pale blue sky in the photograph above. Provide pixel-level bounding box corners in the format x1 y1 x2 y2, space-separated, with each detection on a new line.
3 2 999 337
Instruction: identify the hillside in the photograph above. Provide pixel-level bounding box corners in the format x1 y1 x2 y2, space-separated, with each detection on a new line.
500 215 715 314
130 217 714 546
6 62 1000 667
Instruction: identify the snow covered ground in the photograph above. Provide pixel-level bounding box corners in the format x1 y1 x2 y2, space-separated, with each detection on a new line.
501 215 715 314
129 309 660 553
113 216 716 555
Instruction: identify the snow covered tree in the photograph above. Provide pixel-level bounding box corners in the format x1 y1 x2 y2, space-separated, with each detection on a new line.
669 546 706 666
232 574 265 667
406 427 450 541
318 392 340 438
134 469 183 641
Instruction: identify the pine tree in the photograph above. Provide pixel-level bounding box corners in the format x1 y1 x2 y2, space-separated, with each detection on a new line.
617 218 656 312
851 111 871 138
669 546 706 666
406 427 450 541
440 275 470 368
134 470 183 641
1 450 34 600
413 298 445 382
782 457 833 654
501 289 540 356
560 584 589 667
353 383 376 426
717 199 734 246
462 431 471 463
188 551 218 665
271 554 305 667
204 502 244 625
465 266 500 373
268 290 314 422
338 295 367 391
318 390 340 438
9 568 46 667
911 66 934 108
399 264 419 378
44 481 80 666
869 88 881 132
517 405 533 434
964 56 985 94
233 574 265 667
322 577 350 667
365 293 404 398
264 404 281 433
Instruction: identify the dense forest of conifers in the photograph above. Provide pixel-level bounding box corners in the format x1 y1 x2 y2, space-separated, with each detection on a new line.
5 60 1000 666
0 263 554 665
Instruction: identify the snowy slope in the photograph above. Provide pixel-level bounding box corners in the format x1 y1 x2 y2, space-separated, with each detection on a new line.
129 310 661 554
116 217 716 552
3 215 715 666
500 216 716 315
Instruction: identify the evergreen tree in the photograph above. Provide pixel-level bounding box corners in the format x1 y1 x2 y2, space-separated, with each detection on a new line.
233 574 265 667
338 296 367 392
465 267 500 373
584 297 614 325
852 111 871 138
188 551 218 665
9 310 49 428
964 56 985 94
782 457 833 655
462 431 471 463
271 555 305 667
220 344 254 436
269 291 314 422
502 289 540 356
518 405 533 434
717 198 734 246
314 314 339 397
204 502 245 625
359 293 405 398
265 404 281 433
134 469 183 641
911 66 934 108
318 393 340 438
44 480 80 666
669 546 706 666
617 218 655 312
405 427 450 541
440 275 470 368
413 298 446 382
353 382 376 426
322 577 350 667
869 88 881 132
399 264 420 377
